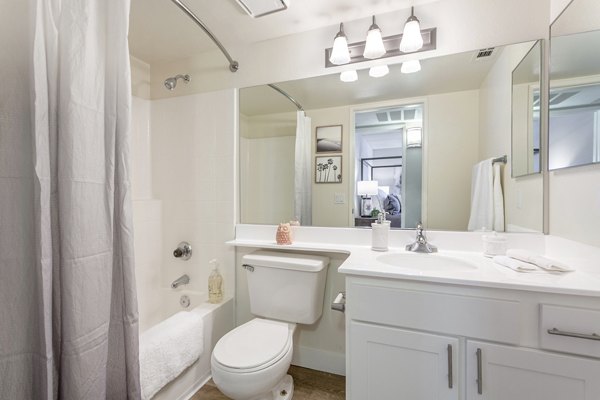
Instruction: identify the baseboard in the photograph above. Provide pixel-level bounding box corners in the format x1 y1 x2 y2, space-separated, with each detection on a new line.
291 345 346 376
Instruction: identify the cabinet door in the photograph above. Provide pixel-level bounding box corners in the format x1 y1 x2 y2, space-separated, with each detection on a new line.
466 341 600 400
348 321 458 400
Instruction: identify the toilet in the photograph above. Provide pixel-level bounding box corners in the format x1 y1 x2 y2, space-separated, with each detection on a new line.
211 250 330 400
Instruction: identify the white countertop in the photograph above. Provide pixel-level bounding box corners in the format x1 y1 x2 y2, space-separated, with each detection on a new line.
228 231 600 297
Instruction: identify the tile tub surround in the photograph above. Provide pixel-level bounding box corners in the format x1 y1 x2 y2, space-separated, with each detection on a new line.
231 224 600 297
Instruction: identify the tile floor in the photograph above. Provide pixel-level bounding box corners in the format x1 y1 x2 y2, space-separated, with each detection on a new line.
190 365 345 400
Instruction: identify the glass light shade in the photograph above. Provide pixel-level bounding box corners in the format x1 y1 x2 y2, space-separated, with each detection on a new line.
399 19 424 53
357 180 379 196
363 28 386 59
369 65 389 78
340 70 358 82
330 35 351 65
401 59 421 74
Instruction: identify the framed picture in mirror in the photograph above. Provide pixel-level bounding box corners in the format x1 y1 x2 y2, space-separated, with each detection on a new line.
316 125 343 153
315 156 342 183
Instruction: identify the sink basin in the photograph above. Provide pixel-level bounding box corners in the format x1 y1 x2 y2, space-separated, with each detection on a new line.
376 252 478 272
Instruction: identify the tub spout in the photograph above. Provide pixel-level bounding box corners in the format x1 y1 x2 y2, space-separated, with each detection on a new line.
171 274 190 289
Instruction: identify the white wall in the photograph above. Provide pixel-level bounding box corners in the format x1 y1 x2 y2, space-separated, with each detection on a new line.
148 0 549 100
426 90 480 230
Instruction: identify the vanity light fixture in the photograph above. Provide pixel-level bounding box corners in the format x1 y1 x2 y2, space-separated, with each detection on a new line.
363 16 386 59
329 23 351 65
399 7 424 53
369 65 389 78
401 59 422 73
340 70 358 82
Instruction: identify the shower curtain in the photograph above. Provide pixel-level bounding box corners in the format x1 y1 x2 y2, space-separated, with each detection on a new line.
294 111 312 225
0 0 140 399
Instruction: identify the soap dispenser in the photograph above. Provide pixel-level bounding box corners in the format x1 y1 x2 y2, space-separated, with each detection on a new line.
208 259 224 304
371 211 391 252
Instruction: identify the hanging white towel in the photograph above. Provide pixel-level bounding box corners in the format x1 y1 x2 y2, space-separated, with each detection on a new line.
468 158 505 232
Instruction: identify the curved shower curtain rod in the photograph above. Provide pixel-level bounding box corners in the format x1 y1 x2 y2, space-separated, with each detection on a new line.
169 0 239 72
268 84 304 112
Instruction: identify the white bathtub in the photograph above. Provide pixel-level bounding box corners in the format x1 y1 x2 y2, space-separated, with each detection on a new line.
141 289 233 400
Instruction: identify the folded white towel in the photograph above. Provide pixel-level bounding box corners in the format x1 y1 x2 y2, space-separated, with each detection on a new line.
493 255 538 272
140 311 204 400
506 249 574 272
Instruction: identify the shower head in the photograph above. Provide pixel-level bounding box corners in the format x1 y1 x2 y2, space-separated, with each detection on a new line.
164 74 191 90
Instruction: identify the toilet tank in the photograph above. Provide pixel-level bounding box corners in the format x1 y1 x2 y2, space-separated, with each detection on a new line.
242 250 330 324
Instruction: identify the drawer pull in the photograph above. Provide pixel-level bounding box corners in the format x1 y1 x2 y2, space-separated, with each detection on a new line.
447 344 453 389
476 348 483 395
548 328 600 341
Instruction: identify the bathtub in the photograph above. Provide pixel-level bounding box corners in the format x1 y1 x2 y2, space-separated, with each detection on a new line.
140 289 233 400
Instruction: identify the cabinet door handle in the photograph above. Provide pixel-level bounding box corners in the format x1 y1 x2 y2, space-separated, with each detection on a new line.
548 328 600 341
476 348 483 395
447 344 453 389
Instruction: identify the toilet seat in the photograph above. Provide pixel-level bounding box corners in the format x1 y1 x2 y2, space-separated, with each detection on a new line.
212 319 294 373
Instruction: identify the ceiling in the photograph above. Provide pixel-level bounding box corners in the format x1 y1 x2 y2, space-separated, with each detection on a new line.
240 47 503 116
129 0 439 64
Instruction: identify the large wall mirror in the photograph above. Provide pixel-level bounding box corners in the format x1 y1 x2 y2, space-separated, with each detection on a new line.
550 0 600 170
239 40 545 233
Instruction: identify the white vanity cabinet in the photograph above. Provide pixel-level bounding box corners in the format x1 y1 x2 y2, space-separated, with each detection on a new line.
345 276 600 400
465 341 600 400
348 321 458 400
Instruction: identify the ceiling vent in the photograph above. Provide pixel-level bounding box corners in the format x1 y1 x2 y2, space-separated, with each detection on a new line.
235 0 288 18
389 110 404 121
473 47 495 61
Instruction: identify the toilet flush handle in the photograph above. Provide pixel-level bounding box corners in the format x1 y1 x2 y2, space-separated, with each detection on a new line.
331 292 345 313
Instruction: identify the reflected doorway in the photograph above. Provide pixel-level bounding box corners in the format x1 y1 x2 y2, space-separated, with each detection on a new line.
354 104 423 229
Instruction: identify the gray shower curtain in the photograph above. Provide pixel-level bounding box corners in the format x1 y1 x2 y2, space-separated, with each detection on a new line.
0 0 140 398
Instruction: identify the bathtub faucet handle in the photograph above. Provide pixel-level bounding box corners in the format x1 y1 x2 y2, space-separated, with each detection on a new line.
173 242 192 260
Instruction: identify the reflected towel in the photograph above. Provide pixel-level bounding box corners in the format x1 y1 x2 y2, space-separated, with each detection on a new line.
506 249 574 272
493 255 538 272
140 311 205 400
468 158 505 232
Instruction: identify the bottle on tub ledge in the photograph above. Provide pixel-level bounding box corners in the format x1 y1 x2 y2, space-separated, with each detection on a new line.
208 259 224 304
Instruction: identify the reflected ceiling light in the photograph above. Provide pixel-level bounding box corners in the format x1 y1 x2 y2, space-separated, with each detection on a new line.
329 23 351 65
401 59 421 73
340 70 358 82
369 64 389 78
363 16 386 59
399 7 424 53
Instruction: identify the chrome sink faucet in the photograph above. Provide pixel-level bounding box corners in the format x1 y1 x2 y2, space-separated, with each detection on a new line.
406 222 438 253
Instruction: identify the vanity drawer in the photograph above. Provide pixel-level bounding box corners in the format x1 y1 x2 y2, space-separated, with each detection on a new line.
540 304 600 358
348 282 522 344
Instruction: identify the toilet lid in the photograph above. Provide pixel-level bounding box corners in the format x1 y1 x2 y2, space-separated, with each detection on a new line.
213 319 291 370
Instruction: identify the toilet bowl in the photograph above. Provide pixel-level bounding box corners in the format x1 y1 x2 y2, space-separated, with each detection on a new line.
210 251 330 400
211 318 296 400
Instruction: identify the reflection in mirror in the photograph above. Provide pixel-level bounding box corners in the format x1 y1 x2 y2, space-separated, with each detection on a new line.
512 41 542 177
239 41 544 233
550 0 600 170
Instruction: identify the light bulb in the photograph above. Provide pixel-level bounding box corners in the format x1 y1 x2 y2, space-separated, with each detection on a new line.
329 23 351 65
363 16 386 59
340 70 358 82
369 65 389 78
399 7 424 53
401 59 421 74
